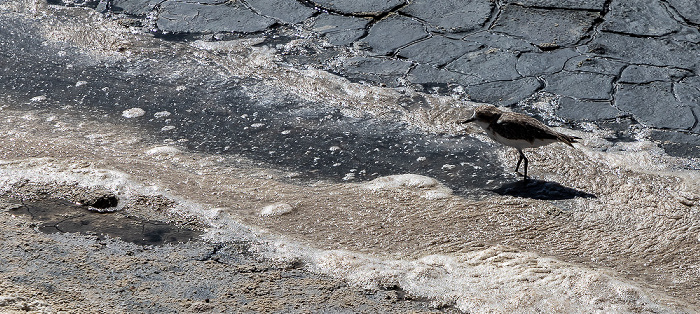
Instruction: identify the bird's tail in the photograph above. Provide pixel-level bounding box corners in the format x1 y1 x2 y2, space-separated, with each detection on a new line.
559 133 581 147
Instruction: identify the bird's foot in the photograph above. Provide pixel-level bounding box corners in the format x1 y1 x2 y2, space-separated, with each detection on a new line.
515 171 530 182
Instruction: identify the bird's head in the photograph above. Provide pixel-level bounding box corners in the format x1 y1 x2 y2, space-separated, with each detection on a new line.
460 105 502 125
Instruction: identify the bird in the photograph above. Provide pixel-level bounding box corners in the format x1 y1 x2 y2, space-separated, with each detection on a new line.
460 105 580 179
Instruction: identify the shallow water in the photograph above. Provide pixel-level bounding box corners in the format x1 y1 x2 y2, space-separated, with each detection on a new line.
1 1 700 312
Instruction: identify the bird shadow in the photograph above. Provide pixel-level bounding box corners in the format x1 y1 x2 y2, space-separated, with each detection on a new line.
490 178 597 200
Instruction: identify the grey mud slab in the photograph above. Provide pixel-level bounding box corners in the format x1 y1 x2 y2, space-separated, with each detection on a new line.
74 0 700 158
399 0 493 33
0 192 451 313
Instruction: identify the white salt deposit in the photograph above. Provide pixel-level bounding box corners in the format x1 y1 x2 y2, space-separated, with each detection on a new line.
260 203 294 216
421 188 452 200
30 95 46 102
121 107 145 118
441 164 456 170
145 146 181 156
363 174 439 190
154 111 171 118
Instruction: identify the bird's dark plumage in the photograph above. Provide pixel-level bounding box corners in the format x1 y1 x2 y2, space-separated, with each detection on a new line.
461 105 580 179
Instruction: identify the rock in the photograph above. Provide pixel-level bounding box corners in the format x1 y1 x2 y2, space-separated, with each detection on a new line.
340 57 412 87
556 97 620 121
543 71 615 100
601 0 680 36
664 0 700 25
77 189 119 210
311 14 370 46
616 82 696 130
399 0 493 33
110 0 162 16
0 201 23 211
245 0 316 25
501 0 607 11
491 5 599 47
587 33 699 73
461 31 537 52
619 65 693 83
309 0 404 16
406 64 482 87
397 36 482 66
157 1 275 33
516 48 580 76
563 56 627 75
445 48 520 82
362 14 428 55
465 77 542 106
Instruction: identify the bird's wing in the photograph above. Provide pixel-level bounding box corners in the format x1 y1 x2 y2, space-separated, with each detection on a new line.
490 113 561 143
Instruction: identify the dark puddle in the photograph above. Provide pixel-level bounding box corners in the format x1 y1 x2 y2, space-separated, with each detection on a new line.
9 199 202 245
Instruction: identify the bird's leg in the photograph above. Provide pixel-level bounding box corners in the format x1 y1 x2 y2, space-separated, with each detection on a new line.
515 151 523 173
522 152 529 179
515 149 529 180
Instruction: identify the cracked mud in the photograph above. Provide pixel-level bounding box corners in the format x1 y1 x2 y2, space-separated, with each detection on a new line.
74 0 700 156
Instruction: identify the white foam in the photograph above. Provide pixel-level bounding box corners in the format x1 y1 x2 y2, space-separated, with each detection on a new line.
260 203 294 217
441 164 456 170
145 146 181 156
121 107 145 118
154 111 171 118
30 95 46 102
266 244 688 313
421 188 452 200
363 174 440 190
